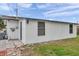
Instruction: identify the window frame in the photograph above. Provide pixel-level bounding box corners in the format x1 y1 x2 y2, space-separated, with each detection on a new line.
38 22 45 36
69 24 73 34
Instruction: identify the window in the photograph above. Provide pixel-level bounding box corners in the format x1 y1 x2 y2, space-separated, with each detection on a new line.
69 24 73 34
26 20 29 24
38 22 45 36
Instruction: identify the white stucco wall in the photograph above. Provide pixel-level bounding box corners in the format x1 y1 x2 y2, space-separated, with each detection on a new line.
6 19 77 44
22 20 77 44
21 20 27 44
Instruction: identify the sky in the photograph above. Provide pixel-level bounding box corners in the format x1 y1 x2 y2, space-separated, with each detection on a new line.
0 3 79 23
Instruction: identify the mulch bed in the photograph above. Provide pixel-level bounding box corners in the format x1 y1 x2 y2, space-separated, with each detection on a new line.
0 50 7 56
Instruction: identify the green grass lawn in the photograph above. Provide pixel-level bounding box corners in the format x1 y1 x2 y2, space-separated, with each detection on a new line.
22 36 79 56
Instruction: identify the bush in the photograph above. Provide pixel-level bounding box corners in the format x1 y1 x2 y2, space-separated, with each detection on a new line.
0 18 6 30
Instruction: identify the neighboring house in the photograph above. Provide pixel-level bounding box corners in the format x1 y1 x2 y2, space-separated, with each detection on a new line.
1 15 77 44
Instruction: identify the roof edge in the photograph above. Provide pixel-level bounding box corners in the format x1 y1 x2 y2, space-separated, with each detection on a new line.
0 15 78 25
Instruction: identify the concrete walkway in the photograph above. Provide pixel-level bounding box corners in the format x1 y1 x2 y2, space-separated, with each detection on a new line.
0 40 24 51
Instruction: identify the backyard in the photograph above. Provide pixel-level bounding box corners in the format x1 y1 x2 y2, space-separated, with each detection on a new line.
22 35 79 56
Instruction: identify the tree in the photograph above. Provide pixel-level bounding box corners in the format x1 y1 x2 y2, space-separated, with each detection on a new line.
0 18 6 30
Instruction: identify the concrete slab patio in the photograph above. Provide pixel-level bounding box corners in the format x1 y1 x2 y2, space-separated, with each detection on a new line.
0 40 24 50
0 40 24 56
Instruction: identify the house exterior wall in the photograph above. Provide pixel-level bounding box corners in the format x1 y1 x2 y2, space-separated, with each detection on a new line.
22 19 77 44
5 19 77 44
21 20 27 43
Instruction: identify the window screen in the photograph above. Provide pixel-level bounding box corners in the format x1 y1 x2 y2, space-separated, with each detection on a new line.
38 22 45 36
69 24 73 34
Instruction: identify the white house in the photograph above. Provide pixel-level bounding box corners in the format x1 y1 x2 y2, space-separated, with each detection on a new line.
1 15 77 44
